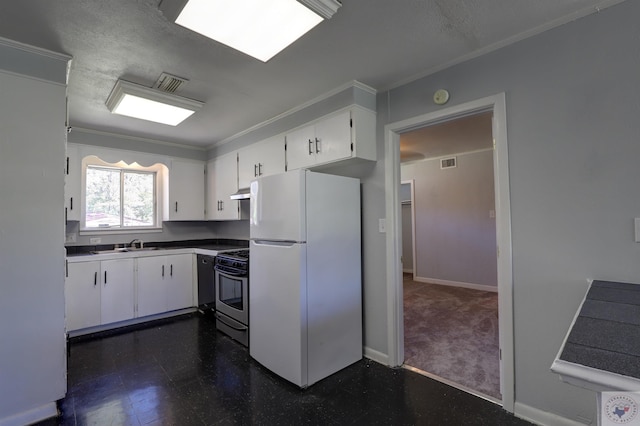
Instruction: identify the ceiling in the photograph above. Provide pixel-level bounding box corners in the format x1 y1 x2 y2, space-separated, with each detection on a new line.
0 0 622 149
400 111 492 163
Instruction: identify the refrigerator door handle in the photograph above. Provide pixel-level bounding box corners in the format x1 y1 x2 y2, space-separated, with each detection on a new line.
252 239 302 247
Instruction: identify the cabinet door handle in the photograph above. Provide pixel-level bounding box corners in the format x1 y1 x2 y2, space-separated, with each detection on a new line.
70 197 73 211
104 271 107 284
258 163 263 176
94 271 97 286
66 156 70 175
162 265 165 277
308 139 313 155
220 200 224 211
254 164 258 177
175 201 178 212
65 207 68 224
170 264 173 277
315 138 320 153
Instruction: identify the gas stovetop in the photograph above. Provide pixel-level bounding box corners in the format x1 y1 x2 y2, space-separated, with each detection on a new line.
216 249 249 262
215 250 249 274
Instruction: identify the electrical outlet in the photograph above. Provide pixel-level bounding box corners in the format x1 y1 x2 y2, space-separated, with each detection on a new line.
90 237 101 245
65 233 76 243
379 218 386 233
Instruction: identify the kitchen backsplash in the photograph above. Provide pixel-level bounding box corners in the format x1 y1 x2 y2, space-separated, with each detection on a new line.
65 219 250 247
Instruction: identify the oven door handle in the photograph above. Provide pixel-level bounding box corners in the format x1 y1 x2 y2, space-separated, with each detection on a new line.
214 265 246 277
215 313 248 331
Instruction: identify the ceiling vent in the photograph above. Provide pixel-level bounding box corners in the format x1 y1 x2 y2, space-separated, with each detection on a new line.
154 72 189 93
440 157 457 169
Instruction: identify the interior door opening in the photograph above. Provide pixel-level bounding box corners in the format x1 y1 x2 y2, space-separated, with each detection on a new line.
399 112 501 402
384 93 514 412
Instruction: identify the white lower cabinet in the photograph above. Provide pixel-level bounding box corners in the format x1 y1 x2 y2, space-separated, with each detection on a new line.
101 259 135 324
165 254 194 312
66 261 101 331
137 254 193 318
65 258 134 331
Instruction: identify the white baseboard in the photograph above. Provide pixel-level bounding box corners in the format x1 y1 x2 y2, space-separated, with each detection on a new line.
514 401 588 426
0 402 58 426
414 276 498 293
364 346 389 365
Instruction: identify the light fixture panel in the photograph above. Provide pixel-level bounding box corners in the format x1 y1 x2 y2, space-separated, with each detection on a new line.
106 80 203 126
297 0 342 19
173 0 324 62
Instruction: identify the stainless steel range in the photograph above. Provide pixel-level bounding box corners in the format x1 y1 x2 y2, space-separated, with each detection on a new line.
214 249 249 346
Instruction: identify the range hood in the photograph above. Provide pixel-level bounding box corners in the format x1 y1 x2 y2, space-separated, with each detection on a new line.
230 187 251 200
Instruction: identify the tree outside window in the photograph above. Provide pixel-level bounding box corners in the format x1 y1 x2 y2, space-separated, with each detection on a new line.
85 166 155 228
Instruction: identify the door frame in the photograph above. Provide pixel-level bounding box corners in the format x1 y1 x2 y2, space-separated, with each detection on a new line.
384 93 514 411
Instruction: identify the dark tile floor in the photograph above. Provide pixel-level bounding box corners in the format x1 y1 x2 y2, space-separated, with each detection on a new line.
37 313 531 425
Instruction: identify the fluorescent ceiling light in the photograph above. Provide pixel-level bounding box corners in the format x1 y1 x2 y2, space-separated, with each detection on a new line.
174 0 325 62
106 80 203 126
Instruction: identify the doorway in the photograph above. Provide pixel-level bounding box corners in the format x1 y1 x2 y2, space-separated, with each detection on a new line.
399 112 500 401
384 94 514 412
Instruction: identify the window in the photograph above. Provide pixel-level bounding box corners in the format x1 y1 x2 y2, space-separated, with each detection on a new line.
85 166 156 229
80 153 169 232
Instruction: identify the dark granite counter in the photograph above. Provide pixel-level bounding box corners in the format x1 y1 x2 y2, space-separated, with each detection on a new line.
66 238 248 257
551 280 640 392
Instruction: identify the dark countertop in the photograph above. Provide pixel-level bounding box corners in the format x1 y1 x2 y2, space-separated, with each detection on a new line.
550 279 640 392
66 238 248 257
559 280 640 379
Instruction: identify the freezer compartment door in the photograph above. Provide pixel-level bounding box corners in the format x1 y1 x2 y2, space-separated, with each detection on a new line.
249 239 307 387
250 170 306 242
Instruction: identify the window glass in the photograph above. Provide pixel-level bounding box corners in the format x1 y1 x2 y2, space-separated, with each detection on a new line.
86 167 121 228
85 165 157 229
123 171 155 226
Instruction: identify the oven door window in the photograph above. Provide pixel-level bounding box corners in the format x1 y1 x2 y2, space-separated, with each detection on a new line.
218 274 244 310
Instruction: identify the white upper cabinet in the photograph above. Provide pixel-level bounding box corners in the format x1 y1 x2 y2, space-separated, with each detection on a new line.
168 158 205 221
207 152 240 220
65 143 81 222
238 135 286 189
285 107 376 172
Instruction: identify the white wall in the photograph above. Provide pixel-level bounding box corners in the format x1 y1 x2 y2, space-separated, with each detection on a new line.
402 150 497 288
0 48 69 423
374 1 640 422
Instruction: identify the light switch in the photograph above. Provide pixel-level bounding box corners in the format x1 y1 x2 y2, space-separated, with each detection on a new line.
635 218 640 242
379 218 386 233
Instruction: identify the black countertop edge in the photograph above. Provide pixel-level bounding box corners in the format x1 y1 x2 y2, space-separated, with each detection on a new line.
66 238 249 256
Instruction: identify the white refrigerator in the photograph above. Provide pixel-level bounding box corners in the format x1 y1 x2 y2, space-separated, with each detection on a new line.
249 169 362 387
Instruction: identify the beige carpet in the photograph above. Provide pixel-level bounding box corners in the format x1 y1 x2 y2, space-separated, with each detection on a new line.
403 274 501 399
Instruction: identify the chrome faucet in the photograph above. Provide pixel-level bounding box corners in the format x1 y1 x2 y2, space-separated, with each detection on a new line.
129 239 143 249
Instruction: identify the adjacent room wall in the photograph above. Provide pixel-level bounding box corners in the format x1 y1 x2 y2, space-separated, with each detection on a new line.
402 150 497 288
